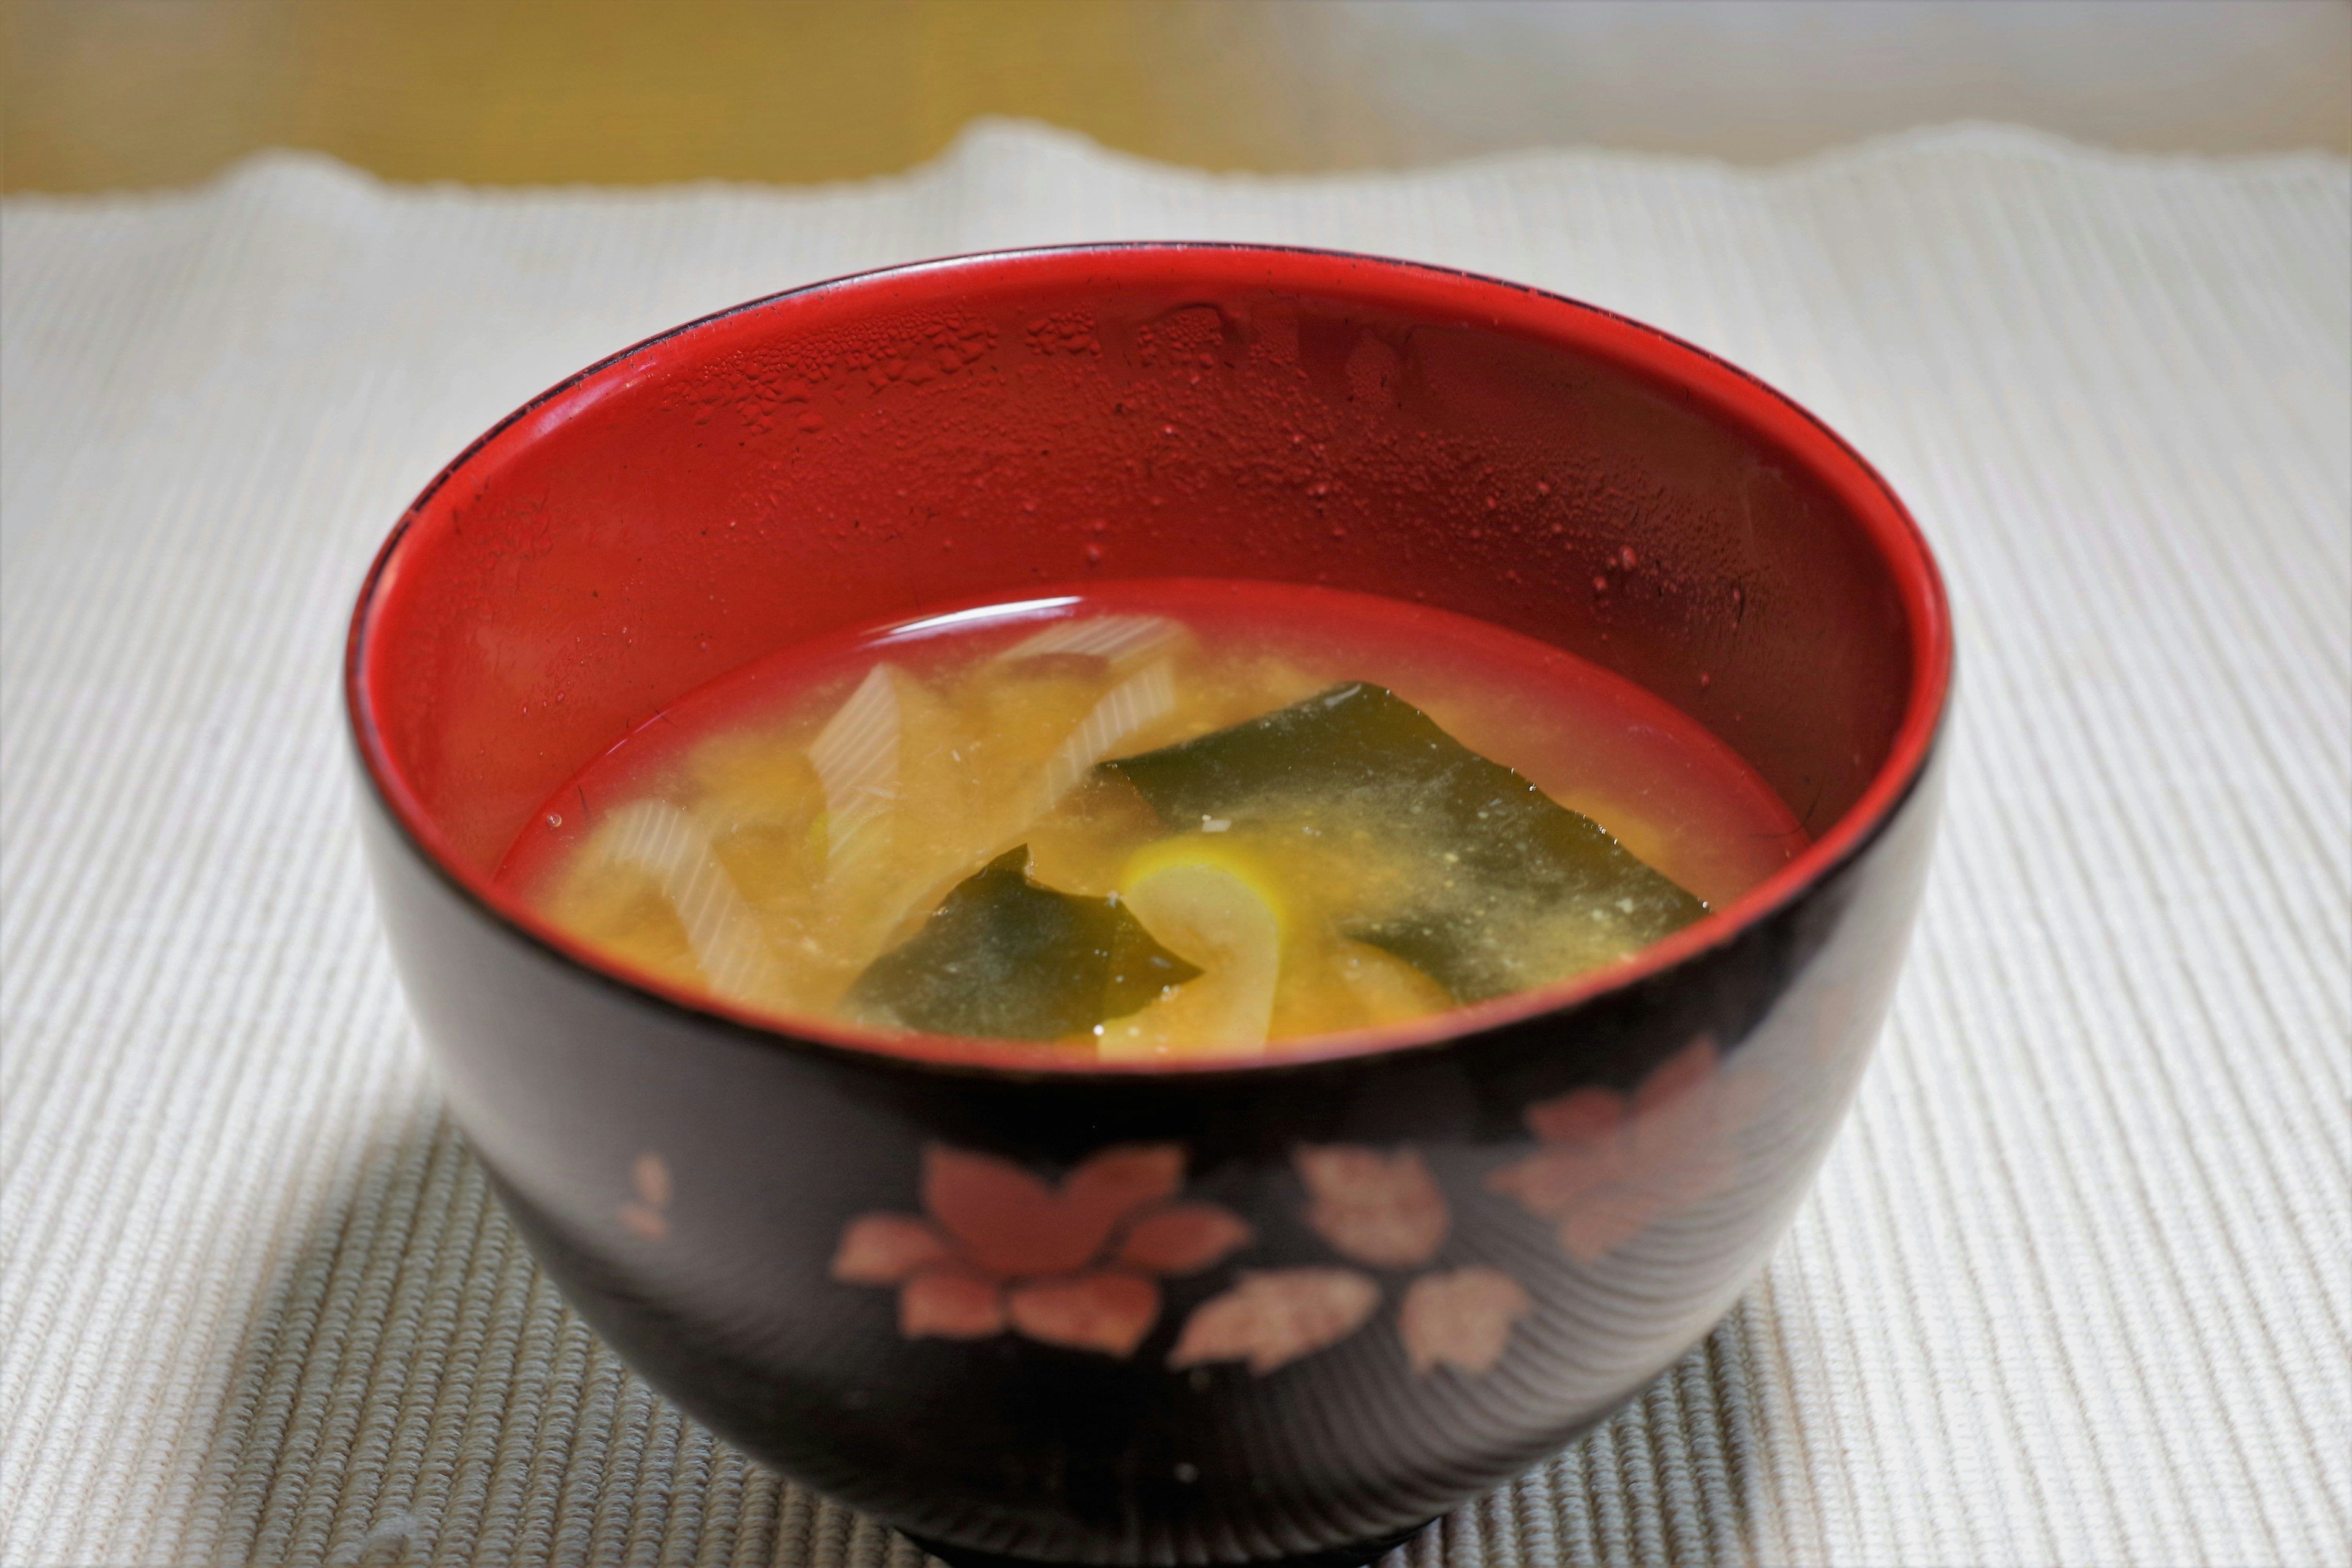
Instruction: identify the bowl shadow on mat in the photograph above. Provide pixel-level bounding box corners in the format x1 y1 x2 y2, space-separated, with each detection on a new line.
196 1112 1789 1567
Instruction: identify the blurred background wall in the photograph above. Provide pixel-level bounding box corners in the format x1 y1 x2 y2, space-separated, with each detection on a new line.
4 0 2347 192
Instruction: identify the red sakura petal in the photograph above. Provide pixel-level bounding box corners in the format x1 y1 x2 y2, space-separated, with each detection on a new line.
1063 1144 1186 1223
1629 1065 1762 1174
1634 1035 1719 1119
1524 1086 1622 1147
1294 1145 1448 1267
632 1151 672 1208
900 1270 1006 1339
1556 1184 1668 1263
1117 1203 1254 1275
831 1212 951 1283
1168 1267 1381 1374
1399 1266 1534 1376
1504 1041 1771 1265
1484 1144 1616 1218
922 1144 1107 1276
1006 1272 1161 1357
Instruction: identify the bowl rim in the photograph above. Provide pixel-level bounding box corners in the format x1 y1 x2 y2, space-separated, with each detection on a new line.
347 241 1953 1081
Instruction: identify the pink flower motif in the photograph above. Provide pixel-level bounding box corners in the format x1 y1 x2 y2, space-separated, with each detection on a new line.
1167 1267 1382 1374
1293 1145 1449 1267
1486 1035 1770 1263
617 1152 671 1241
831 1143 1253 1357
1173 1144 1534 1379
1399 1267 1533 1376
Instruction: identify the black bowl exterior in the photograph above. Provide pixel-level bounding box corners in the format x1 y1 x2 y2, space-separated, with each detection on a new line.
356 733 1942 1566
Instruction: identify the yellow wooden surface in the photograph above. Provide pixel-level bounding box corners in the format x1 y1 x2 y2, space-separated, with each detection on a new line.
1 0 1360 192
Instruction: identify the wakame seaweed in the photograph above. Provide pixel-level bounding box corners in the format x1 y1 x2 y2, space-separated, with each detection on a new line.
847 846 1200 1039
1105 683 1705 1000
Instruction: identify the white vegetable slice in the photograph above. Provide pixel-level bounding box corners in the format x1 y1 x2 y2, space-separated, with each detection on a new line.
998 614 1183 672
807 663 902 876
1030 658 1176 817
798 651 1181 997
1101 851 1283 1060
592 799 780 1005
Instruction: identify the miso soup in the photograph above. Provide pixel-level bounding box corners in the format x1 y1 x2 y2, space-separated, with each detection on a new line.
497 580 1803 1058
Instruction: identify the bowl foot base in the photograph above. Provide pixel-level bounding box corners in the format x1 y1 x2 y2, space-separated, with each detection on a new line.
901 1521 1435 1568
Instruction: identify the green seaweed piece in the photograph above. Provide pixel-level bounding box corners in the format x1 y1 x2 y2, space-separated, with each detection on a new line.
1104 682 1706 1002
846 846 1200 1040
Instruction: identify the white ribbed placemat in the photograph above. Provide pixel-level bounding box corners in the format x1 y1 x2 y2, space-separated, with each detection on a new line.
3 121 2346 1568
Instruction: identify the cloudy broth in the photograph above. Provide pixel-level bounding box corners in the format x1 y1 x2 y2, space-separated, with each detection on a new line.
497 579 1803 1059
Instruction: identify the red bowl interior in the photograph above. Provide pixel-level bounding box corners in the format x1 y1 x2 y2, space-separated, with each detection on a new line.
349 244 1950 1071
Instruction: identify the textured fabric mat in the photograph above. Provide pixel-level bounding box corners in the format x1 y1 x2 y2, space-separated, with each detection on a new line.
2 121 2346 1568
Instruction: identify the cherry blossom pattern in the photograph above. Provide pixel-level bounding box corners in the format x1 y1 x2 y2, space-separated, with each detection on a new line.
1169 1268 1381 1374
1399 1268 1534 1376
1293 1145 1448 1266
831 1142 1253 1357
617 1151 671 1241
1170 1144 1534 1378
1485 1035 1770 1264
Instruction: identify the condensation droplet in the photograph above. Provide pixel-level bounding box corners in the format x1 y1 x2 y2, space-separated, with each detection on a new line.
1084 543 1105 565
1698 672 1713 690
546 812 564 829
1618 546 1638 569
